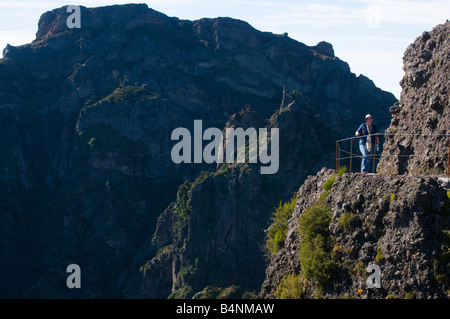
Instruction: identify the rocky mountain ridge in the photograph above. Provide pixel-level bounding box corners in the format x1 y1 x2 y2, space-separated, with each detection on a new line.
0 4 396 298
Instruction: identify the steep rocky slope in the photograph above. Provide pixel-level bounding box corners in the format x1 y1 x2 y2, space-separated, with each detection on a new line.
378 21 450 175
133 89 342 298
0 4 395 298
261 168 449 298
262 21 450 299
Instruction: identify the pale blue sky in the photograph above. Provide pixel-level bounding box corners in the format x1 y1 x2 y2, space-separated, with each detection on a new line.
1 1 449 98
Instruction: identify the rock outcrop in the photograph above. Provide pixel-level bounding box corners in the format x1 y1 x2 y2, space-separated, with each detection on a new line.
261 168 450 299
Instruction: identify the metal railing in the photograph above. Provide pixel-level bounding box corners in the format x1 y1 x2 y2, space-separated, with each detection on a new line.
336 133 450 178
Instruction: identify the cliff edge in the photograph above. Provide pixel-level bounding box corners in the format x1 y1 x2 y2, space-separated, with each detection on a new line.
262 21 450 299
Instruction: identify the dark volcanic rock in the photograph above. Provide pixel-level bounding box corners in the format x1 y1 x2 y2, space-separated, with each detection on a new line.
0 4 395 298
138 89 342 298
378 21 450 175
261 169 450 299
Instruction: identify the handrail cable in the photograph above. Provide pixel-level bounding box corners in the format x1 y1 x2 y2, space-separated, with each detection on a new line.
336 132 450 178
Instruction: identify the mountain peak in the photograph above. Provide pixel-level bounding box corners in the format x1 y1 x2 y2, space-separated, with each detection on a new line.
35 4 167 41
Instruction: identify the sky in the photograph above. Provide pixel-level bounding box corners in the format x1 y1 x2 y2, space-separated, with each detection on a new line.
0 1 449 98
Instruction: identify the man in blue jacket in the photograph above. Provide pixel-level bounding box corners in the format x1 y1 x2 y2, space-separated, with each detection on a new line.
355 114 379 173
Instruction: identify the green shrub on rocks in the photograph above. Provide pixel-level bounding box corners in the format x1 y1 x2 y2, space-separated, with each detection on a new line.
97 84 159 104
266 193 297 255
323 175 336 191
298 191 336 289
338 211 359 231
274 273 305 299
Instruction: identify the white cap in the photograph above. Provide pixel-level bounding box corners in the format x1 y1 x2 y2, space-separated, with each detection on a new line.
365 114 373 119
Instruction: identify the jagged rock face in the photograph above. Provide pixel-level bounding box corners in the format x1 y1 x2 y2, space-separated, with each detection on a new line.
0 4 395 298
137 90 342 298
262 168 450 299
378 21 450 175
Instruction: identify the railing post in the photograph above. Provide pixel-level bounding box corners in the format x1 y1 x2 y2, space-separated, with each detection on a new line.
338 145 341 172
336 141 338 171
350 138 353 173
372 136 376 173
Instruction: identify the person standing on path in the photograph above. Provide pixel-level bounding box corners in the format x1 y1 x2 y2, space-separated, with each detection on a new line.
355 114 379 173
